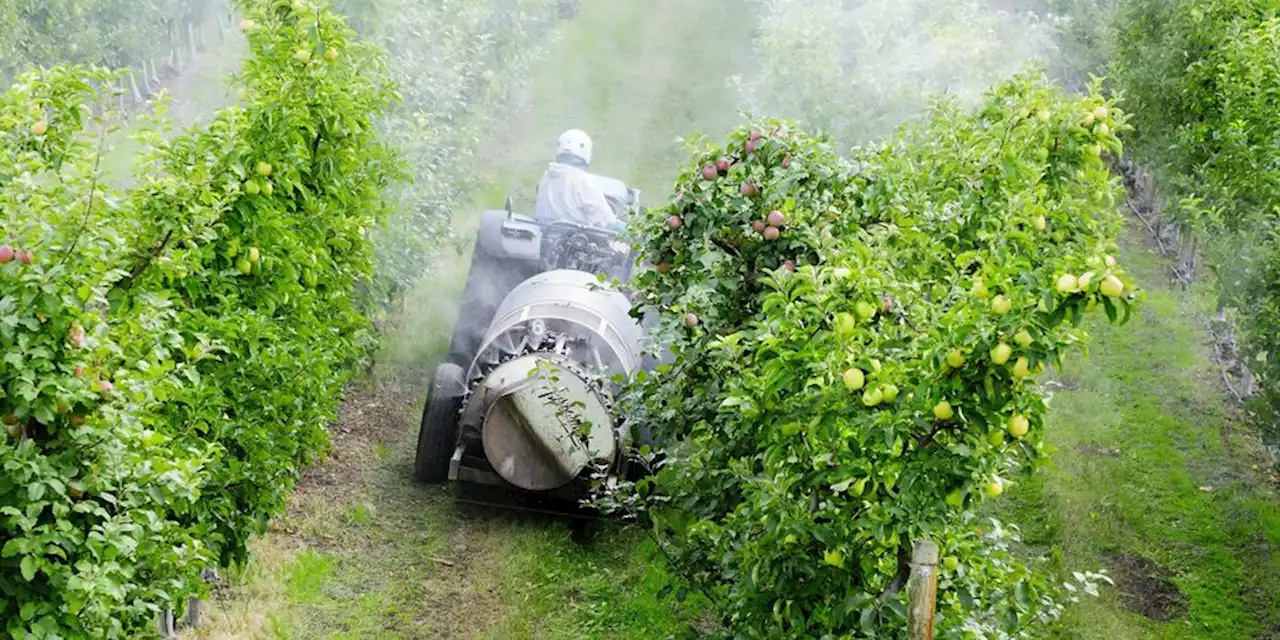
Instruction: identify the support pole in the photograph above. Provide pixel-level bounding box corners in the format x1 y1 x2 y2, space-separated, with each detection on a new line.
907 540 938 640
129 71 142 104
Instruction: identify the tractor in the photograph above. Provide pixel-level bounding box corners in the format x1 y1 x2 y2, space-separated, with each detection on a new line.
413 172 653 520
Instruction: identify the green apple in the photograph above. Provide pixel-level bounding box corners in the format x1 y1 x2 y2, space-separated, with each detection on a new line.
1100 275 1124 298
933 400 954 420
855 300 877 321
991 295 1012 315
1008 414 1029 439
990 343 1012 366
1014 329 1034 348
880 384 899 403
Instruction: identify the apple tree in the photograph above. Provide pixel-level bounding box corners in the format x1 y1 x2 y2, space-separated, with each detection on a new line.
0 0 220 86
1111 0 1280 449
605 71 1137 638
1 0 401 636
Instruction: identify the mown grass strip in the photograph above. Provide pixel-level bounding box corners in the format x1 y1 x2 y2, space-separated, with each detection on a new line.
996 226 1280 639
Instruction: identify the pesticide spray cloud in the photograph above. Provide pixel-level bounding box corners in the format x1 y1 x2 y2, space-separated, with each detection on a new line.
733 0 1062 147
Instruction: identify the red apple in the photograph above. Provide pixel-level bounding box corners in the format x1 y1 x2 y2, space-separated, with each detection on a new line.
751 220 766 233
684 313 699 328
750 129 762 142
16 250 32 265
717 159 730 172
0 245 13 264
763 226 780 241
702 165 718 180
740 182 758 197
667 215 683 230
74 366 84 378
783 260 795 272
767 211 785 227
781 156 791 169
745 139 757 154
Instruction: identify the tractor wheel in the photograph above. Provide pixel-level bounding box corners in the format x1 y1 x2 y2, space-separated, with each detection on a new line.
414 363 464 483
569 517 603 546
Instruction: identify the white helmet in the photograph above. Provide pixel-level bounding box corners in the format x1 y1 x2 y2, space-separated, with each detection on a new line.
556 128 593 165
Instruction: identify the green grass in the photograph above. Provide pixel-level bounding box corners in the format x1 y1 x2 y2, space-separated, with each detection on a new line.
993 226 1280 639
285 551 336 605
482 529 710 640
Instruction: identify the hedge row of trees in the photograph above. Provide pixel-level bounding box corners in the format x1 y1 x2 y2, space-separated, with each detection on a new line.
598 0 1279 636
0 0 565 636
1110 0 1280 451
0 0 227 88
611 73 1136 638
0 2 398 635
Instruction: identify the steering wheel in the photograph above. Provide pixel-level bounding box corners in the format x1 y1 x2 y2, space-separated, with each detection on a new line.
540 220 631 278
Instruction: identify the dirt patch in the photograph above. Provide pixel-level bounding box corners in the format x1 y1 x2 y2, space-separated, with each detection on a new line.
1102 552 1187 621
1073 442 1121 458
308 373 422 480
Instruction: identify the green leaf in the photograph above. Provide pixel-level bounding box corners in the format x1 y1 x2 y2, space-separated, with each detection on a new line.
859 605 877 635
1015 580 1029 610
1 538 22 557
1103 296 1118 323
20 555 36 582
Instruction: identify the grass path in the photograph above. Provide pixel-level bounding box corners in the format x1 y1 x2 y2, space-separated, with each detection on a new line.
187 2 753 638
995 223 1280 639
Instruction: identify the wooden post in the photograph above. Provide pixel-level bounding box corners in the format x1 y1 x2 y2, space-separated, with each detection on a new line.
907 540 939 640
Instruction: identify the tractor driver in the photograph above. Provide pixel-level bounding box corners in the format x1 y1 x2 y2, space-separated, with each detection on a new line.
534 129 625 233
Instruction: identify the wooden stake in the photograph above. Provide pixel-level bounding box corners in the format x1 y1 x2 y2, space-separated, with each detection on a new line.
907 540 938 640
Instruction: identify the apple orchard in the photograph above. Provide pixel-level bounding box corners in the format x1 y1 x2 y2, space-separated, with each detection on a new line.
0 0 1172 637
604 73 1138 637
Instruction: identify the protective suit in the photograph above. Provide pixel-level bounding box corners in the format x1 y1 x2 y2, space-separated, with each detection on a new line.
534 162 618 228
533 129 621 231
